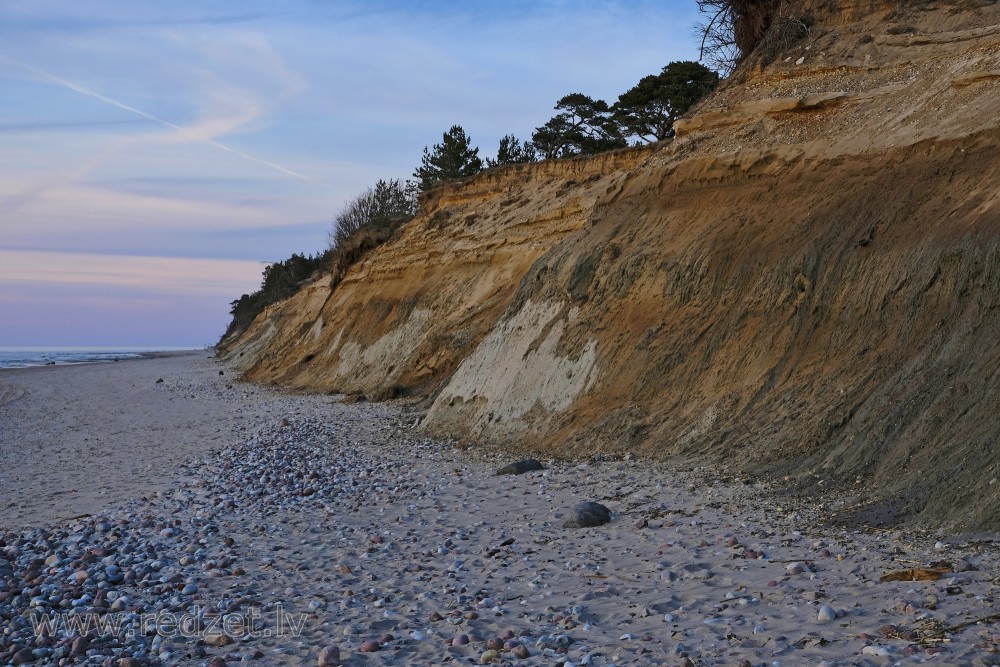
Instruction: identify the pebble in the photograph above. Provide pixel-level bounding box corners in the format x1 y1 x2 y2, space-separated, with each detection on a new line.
317 644 343 666
205 633 234 647
70 636 90 656
817 605 837 623
12 648 34 665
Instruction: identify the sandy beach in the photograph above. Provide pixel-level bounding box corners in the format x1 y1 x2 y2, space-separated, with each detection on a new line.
1 353 999 666
0 352 249 528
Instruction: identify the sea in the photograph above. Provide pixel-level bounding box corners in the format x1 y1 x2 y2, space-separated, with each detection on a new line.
0 347 196 369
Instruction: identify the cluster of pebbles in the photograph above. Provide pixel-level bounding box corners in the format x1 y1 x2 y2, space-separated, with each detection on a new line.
2 367 1000 666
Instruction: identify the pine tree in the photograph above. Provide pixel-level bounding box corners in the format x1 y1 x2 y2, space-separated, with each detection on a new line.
531 93 626 159
614 61 719 142
412 125 484 191
486 134 537 168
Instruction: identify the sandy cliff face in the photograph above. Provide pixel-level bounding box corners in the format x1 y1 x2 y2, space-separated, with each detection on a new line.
224 147 660 397
223 1 1000 529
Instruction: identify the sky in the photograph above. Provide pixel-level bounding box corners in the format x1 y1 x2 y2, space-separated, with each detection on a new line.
0 0 701 347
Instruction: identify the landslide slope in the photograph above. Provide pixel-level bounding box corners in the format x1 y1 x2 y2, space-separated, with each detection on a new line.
223 0 1000 530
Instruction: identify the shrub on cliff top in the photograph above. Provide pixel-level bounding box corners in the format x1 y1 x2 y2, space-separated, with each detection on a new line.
327 178 416 289
329 179 413 250
218 180 417 346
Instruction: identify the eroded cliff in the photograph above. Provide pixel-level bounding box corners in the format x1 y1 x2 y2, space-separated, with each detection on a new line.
222 0 1000 530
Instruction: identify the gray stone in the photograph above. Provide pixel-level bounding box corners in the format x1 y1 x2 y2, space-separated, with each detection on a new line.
535 634 572 649
563 502 612 528
496 459 544 475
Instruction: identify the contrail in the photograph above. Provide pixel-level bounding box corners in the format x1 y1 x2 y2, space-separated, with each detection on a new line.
0 53 329 188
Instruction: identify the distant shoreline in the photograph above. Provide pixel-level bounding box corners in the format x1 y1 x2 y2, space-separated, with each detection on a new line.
0 347 205 371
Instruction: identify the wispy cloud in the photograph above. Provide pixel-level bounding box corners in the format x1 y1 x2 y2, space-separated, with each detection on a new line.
1 173 287 232
0 53 323 187
0 249 264 298
0 118 150 133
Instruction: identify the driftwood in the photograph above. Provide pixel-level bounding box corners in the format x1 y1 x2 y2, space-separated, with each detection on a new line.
944 611 1000 633
879 567 952 583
